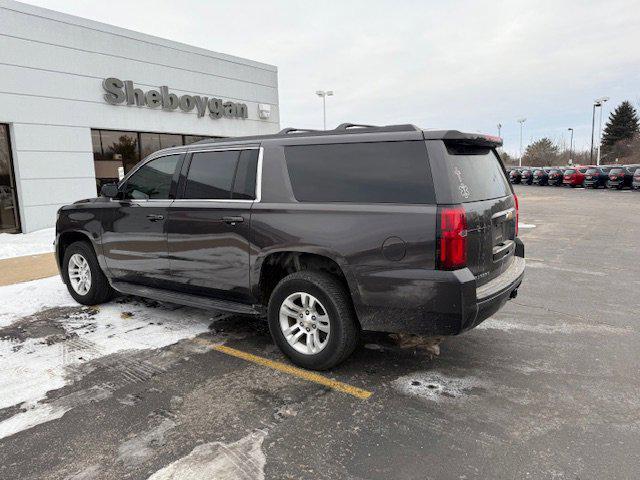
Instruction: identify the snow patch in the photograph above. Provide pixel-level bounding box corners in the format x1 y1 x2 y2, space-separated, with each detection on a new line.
393 372 484 401
477 318 630 335
0 275 224 439
0 384 113 440
526 261 606 277
118 417 177 465
518 222 536 229
0 227 55 260
147 430 267 480
0 276 76 327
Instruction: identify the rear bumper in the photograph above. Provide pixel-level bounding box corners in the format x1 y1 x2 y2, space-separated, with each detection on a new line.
354 239 525 335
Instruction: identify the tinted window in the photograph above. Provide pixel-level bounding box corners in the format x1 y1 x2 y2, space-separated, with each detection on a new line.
443 144 511 202
183 151 239 199
285 141 434 204
232 149 259 200
123 155 180 200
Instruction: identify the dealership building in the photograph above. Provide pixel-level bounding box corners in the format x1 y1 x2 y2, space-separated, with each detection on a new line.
0 0 280 233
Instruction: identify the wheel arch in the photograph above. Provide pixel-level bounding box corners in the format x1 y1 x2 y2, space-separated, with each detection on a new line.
254 249 363 322
56 230 104 276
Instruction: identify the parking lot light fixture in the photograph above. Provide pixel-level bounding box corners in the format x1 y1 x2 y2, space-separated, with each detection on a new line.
567 128 574 164
596 97 609 165
590 96 608 164
517 118 527 166
316 90 334 130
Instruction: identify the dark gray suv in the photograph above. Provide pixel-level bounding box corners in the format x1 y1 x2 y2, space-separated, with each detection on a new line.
55 124 525 369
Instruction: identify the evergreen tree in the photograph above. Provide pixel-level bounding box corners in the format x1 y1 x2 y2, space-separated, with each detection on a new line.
521 138 559 167
601 101 639 148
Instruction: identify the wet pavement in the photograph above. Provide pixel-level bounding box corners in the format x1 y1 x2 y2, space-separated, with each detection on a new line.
0 186 639 479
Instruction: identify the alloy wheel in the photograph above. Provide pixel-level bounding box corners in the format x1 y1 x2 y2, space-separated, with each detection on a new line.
68 253 92 296
279 292 330 355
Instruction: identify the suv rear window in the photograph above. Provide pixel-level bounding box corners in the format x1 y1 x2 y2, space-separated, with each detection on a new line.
284 141 435 204
443 143 511 203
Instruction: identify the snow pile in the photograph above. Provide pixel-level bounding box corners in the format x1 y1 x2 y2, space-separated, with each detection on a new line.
0 275 222 439
0 227 55 260
0 276 75 327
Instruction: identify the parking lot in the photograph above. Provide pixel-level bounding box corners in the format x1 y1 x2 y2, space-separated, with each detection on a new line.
0 185 638 480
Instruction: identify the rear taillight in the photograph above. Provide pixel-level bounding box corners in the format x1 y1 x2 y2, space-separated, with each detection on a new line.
514 194 519 237
437 207 467 270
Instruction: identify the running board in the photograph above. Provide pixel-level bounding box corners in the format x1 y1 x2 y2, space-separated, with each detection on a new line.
111 281 263 316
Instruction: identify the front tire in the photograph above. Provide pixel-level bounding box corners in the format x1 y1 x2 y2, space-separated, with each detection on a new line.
63 241 114 305
268 271 360 370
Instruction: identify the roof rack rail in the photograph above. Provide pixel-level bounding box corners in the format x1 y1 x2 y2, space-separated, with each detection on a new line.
278 127 321 135
335 122 379 130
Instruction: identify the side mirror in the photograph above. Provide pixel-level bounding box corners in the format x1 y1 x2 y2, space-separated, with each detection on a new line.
100 183 119 199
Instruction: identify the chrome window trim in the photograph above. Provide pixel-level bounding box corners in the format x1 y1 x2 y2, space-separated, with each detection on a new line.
112 146 264 204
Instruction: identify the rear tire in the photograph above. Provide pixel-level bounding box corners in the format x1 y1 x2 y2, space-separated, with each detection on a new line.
62 241 114 305
268 271 360 370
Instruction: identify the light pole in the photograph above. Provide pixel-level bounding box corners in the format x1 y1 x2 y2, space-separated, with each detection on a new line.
567 128 574 165
596 96 609 165
497 123 502 137
517 118 526 166
315 90 334 130
590 96 608 164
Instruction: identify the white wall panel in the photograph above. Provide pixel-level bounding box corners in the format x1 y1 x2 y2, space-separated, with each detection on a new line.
11 124 92 152
0 38 279 104
19 177 96 207
14 151 95 179
0 4 277 84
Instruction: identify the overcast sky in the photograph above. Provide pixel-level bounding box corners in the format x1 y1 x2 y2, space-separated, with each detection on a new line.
25 0 640 155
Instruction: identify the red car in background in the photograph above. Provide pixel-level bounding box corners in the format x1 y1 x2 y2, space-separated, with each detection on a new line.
563 166 594 187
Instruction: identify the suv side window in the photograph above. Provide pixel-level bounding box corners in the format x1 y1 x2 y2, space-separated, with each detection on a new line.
284 141 435 204
183 150 239 199
182 149 259 200
123 155 180 200
232 149 259 200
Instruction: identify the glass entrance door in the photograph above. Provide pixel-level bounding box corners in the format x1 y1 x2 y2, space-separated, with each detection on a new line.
0 124 21 233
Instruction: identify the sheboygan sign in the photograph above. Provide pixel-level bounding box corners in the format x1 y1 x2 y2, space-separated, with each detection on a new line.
102 77 248 120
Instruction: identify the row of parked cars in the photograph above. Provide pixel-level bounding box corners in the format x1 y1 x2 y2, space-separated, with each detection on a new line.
508 164 640 189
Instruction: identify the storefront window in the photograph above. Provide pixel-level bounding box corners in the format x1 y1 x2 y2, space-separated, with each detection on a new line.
92 129 219 194
140 133 184 158
184 135 213 145
0 124 21 233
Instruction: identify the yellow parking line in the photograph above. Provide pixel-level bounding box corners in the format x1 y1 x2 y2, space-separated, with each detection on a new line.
194 339 372 400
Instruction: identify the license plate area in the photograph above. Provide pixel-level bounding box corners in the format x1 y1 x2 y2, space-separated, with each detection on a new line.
490 208 515 261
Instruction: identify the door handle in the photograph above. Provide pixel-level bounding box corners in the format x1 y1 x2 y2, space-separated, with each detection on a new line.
222 216 244 225
146 214 164 222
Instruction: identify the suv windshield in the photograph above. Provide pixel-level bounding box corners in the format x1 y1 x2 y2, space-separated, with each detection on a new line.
586 168 598 174
610 168 624 174
443 143 511 203
564 169 576 174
